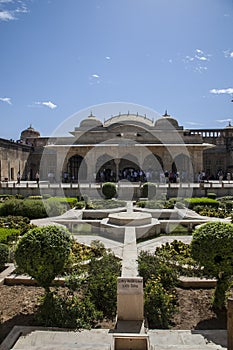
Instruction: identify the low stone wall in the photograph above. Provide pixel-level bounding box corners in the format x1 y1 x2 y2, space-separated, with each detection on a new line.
1 181 233 199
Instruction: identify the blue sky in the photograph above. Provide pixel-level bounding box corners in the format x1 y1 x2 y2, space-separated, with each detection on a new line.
0 0 233 140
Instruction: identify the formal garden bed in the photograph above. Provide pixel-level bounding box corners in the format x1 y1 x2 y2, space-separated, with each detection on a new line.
0 191 233 344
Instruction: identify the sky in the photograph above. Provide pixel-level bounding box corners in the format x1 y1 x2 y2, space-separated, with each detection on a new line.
0 0 233 140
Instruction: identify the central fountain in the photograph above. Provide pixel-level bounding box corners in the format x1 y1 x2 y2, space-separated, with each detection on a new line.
108 211 152 226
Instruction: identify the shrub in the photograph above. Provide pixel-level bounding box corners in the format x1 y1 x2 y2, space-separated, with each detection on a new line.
102 182 117 199
37 290 102 329
0 228 20 244
184 197 219 209
154 240 202 277
164 199 175 209
0 199 66 219
47 197 78 209
15 225 72 291
191 221 233 310
0 195 14 201
137 200 147 208
75 201 85 209
144 276 177 328
207 192 217 200
0 243 9 269
193 206 226 218
141 182 156 199
86 253 121 318
0 199 46 219
138 251 178 289
0 216 34 235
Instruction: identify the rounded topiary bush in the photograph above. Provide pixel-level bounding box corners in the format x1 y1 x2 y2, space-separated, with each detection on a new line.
191 221 233 309
0 243 9 270
15 225 72 291
141 182 157 199
102 182 117 199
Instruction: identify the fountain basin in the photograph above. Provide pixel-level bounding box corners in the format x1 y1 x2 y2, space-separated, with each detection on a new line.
108 212 152 226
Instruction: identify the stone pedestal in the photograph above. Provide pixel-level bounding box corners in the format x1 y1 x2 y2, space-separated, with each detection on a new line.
117 277 144 321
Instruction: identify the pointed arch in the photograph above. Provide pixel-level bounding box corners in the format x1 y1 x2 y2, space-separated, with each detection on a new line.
67 155 87 181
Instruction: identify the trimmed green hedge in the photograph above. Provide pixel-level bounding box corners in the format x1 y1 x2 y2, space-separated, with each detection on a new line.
0 227 20 244
184 197 219 209
137 200 163 209
0 199 67 219
47 197 78 208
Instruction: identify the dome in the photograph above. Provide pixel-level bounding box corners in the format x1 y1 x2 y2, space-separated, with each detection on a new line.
154 111 182 130
20 125 40 140
79 113 103 128
104 113 154 128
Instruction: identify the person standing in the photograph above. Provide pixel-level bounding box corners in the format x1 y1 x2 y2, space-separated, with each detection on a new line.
17 172 21 185
36 171 39 184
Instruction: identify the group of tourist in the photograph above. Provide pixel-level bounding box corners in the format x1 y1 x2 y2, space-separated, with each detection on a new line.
197 170 233 182
95 168 187 183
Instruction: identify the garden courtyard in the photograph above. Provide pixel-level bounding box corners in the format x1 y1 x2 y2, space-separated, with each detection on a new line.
0 184 232 349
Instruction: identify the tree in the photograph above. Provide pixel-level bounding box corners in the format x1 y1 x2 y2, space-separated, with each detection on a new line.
15 225 72 292
191 221 233 310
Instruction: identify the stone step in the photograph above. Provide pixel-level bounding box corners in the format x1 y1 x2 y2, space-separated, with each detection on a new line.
13 345 110 350
12 330 112 349
152 347 224 350
148 330 227 350
3 328 227 350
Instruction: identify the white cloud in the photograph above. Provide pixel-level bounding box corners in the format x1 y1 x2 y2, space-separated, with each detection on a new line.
184 55 194 62
35 101 57 109
194 66 207 73
210 88 233 95
92 74 100 78
224 50 233 58
0 10 14 20
183 49 210 73
0 0 29 21
185 121 204 126
216 118 232 123
195 55 208 61
105 56 111 60
0 97 12 104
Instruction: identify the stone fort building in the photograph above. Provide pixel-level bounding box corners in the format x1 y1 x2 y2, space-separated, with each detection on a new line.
0 112 232 182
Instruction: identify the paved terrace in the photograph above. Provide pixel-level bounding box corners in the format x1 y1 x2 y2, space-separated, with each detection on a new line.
1 180 233 199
